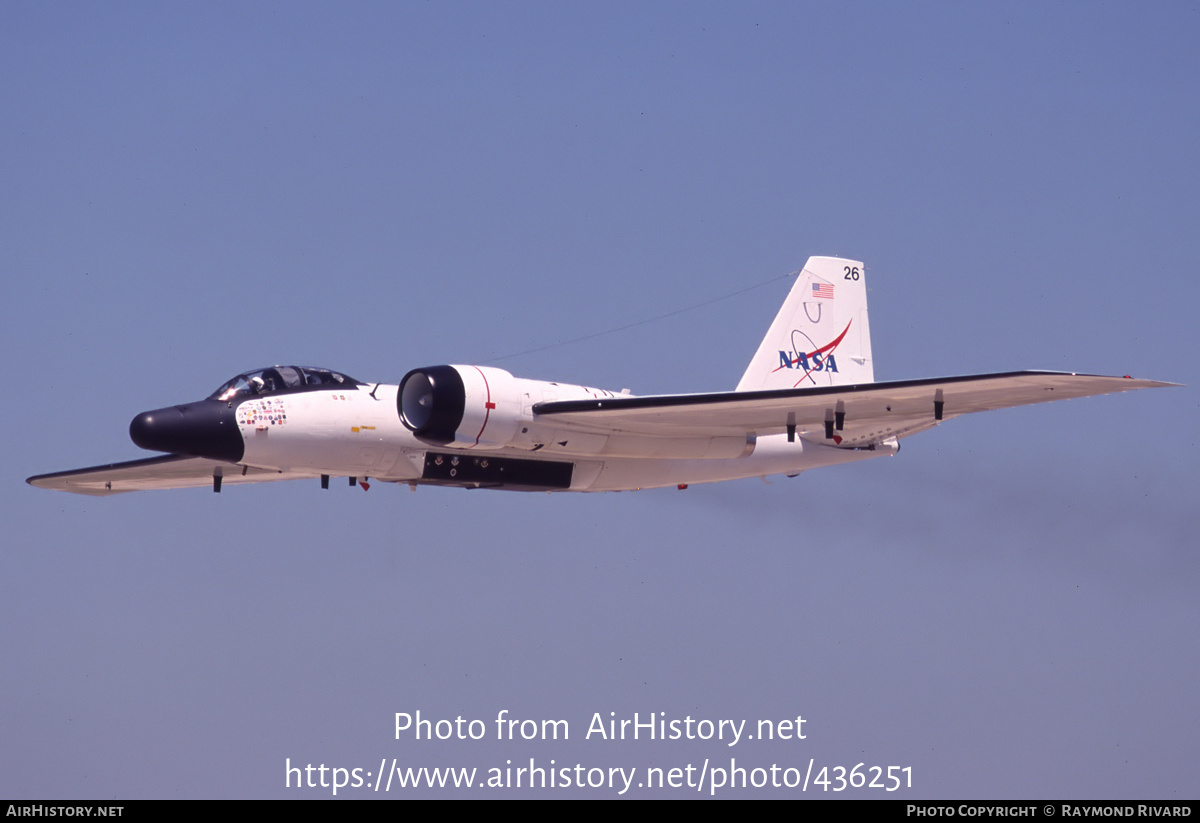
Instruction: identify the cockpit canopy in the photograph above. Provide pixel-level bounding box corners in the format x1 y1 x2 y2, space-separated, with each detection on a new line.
208 366 363 402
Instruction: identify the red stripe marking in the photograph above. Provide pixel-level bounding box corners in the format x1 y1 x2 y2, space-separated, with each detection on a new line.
471 366 492 446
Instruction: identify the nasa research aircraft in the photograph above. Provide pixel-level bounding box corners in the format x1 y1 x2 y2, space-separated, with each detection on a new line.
28 257 1174 496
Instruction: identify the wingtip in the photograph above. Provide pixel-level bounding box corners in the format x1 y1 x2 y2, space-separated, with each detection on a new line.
1126 377 1183 388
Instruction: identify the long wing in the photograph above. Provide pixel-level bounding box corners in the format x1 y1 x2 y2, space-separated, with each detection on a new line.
533 371 1175 447
26 455 319 496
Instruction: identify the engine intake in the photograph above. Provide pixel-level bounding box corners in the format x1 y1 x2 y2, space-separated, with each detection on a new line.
398 365 464 443
398 365 521 449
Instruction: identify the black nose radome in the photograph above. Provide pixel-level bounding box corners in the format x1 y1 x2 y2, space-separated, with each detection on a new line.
130 401 243 462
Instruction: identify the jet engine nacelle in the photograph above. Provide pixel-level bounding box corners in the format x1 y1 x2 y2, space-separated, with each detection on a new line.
398 364 524 449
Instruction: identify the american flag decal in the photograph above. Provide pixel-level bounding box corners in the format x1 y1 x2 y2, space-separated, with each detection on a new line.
811 281 834 299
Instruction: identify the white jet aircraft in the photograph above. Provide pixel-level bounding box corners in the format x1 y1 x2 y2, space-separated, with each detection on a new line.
27 257 1173 496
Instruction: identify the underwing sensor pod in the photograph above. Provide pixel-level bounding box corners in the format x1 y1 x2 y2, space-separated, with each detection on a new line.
28 256 1176 496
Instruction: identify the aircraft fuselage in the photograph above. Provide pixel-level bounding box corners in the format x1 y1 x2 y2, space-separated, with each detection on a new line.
127 366 886 492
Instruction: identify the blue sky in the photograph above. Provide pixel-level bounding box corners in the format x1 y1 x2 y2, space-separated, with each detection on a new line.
3 2 1197 798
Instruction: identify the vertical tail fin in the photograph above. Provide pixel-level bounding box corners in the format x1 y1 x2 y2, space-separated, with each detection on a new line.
736 256 874 391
